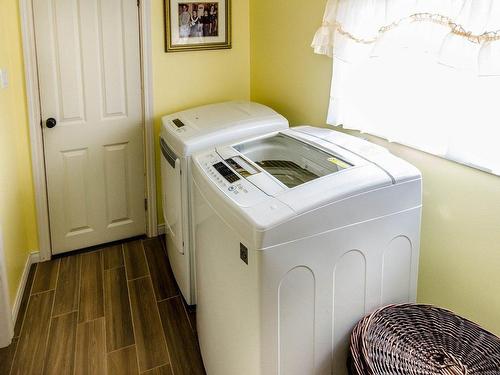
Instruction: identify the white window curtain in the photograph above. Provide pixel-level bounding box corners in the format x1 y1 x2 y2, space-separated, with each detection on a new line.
312 0 500 175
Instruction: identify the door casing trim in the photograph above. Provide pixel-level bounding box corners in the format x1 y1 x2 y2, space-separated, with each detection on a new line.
19 0 157 261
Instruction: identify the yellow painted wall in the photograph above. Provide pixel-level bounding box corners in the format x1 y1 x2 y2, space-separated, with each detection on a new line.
152 0 251 219
0 0 251 306
0 0 39 304
250 0 500 335
250 0 332 127
2 0 498 338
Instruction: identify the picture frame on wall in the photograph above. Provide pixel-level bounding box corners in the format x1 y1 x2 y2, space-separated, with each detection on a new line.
165 0 231 52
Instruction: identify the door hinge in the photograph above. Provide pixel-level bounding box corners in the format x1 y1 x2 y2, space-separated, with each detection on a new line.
144 198 148 211
137 0 140 7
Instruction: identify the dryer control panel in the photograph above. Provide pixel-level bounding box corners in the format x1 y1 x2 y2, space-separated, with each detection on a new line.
197 152 267 207
168 118 189 134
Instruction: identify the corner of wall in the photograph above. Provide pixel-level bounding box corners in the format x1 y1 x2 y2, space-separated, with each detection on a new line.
11 251 39 321
0 0 41 308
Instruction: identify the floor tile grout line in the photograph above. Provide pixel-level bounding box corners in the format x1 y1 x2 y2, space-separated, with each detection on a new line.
77 253 83 328
147 276 174 375
103 264 125 272
76 316 110 325
157 295 181 304
103 259 111 356
26 264 37 291
6 344 13 375
139 361 170 375
10 262 59 375
100 250 109 375
6 340 16 375
39 260 60 374
140 240 151 278
51 260 61 319
13 263 37 340
26 289 56 297
29 261 40 297
31 259 61 296
127 275 152 283
76 254 82 319
51 255 77 318
31 288 56 297
141 239 175 372
51 310 78 319
73 253 84 375
69 311 79 375
53 255 62 313
102 261 134 354
123 241 150 281
144 238 180 303
103 243 125 271
103 265 126 273
77 251 106 324
9 335 20 374
180 297 196 335
45 311 78 374
142 241 152 289
123 243 142 374
5 263 37 375
51 309 79 319
156 235 179 375
106 343 136 356
121 244 130 286
152 298 175 374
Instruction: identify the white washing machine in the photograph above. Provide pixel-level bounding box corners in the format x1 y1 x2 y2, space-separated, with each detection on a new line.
160 101 288 305
191 126 422 375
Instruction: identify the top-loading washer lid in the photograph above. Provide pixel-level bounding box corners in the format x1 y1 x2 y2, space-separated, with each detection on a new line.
160 101 289 157
233 133 354 189
293 126 422 184
217 129 394 214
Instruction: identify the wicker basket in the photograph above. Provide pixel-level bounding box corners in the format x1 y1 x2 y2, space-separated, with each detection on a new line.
349 304 500 375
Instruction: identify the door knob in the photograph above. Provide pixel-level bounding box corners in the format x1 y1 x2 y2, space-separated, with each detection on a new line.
46 118 57 128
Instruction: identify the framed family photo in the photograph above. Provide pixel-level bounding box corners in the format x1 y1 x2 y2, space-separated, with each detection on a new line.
165 0 231 52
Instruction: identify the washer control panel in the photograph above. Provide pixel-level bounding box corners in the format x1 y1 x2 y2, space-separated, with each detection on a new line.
198 152 266 207
212 162 240 183
170 119 189 134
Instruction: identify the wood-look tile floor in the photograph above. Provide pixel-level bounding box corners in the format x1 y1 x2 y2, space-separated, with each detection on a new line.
0 237 205 375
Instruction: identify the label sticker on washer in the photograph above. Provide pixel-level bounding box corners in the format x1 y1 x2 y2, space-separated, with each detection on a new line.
328 157 350 169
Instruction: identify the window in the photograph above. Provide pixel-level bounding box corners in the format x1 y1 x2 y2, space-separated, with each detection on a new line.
312 0 500 175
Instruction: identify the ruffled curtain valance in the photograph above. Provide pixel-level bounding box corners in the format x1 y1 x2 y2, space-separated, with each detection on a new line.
312 0 500 76
312 0 500 175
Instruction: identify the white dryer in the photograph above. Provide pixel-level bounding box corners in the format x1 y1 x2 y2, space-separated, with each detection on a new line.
160 101 288 305
191 126 422 375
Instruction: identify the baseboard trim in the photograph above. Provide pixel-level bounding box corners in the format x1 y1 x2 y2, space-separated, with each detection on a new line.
12 251 40 322
157 224 166 235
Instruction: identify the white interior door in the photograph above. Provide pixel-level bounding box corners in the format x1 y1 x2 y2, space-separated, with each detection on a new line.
33 0 146 254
